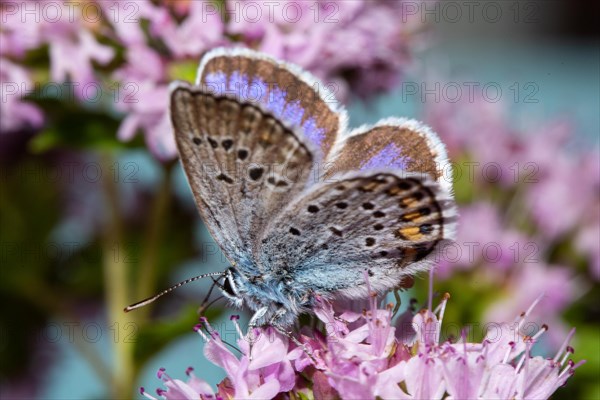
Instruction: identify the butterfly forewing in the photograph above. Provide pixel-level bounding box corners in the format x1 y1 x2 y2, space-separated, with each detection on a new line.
172 87 315 270
171 48 345 272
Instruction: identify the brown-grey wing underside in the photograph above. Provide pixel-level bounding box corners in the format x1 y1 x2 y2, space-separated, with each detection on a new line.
171 86 313 270
258 171 457 297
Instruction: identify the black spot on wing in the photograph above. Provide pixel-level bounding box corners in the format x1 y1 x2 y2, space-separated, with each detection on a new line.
207 137 218 148
216 173 234 184
221 139 233 151
237 149 248 160
420 224 434 234
329 227 343 237
249 167 263 181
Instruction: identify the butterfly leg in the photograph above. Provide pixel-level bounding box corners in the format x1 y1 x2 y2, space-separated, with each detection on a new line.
392 290 403 318
246 307 269 361
271 323 320 367
196 278 220 316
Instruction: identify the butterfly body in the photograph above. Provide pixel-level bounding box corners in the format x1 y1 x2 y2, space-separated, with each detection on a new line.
170 48 457 329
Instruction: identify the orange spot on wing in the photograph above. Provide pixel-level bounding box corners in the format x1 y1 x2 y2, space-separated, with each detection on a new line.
360 181 379 192
401 211 421 221
400 197 418 208
397 226 423 240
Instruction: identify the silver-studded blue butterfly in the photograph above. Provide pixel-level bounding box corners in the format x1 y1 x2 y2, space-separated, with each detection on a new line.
127 48 457 333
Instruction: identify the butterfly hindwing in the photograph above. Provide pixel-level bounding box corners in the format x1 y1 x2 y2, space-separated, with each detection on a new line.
258 171 457 298
326 118 452 193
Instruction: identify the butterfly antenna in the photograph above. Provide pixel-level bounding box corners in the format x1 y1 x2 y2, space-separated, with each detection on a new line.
124 272 225 312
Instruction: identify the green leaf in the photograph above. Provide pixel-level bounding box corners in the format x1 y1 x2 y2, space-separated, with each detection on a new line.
168 60 200 83
296 391 312 400
27 97 146 153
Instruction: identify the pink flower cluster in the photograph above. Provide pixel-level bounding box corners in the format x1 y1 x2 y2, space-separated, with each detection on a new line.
1 0 114 131
1 0 418 159
142 293 582 400
425 94 599 346
427 95 599 272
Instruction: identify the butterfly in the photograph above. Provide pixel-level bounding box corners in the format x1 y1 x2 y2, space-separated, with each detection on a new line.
126 47 457 335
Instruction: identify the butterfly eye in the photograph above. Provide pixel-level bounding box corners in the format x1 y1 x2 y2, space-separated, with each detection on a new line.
221 268 241 298
222 275 236 297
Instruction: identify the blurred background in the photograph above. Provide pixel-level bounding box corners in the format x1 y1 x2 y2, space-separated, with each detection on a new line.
1 1 598 399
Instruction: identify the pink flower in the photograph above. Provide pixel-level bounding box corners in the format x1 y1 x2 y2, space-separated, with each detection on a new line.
485 261 579 347
373 294 583 400
106 1 224 160
436 202 530 277
143 290 582 399
313 279 408 399
142 321 297 399
114 77 176 160
0 1 49 57
144 315 297 399
227 0 413 100
524 140 600 241
427 95 599 244
425 95 511 167
98 1 155 46
576 221 600 280
149 0 225 58
140 367 215 400
0 58 44 132
48 29 114 99
4 1 114 98
200 316 296 399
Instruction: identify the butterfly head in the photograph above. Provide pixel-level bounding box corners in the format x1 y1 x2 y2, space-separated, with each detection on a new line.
222 266 309 328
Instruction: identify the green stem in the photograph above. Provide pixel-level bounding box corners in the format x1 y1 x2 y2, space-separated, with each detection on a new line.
101 152 135 399
135 163 173 322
